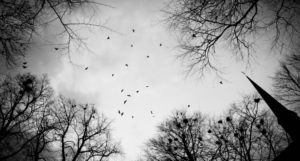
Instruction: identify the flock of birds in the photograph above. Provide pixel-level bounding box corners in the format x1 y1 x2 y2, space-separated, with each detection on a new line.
20 28 226 119
106 29 168 119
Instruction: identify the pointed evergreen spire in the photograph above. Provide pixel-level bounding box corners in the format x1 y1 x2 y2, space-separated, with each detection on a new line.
245 75 300 142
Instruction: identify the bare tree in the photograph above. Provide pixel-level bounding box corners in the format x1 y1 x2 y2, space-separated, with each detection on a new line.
0 0 119 68
51 95 123 161
143 109 211 161
272 49 300 111
160 0 300 79
0 73 54 160
141 94 290 161
207 93 290 161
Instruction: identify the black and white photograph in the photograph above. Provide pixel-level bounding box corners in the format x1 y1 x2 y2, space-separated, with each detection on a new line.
0 0 299 161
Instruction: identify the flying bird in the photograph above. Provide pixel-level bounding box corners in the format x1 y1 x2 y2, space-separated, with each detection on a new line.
124 100 127 104
147 55 149 58
219 81 223 84
85 67 88 70
132 29 135 32
127 95 131 97
188 105 190 107
55 47 58 50
107 37 110 39
136 91 139 93
112 74 114 76
118 110 120 114
131 44 133 47
125 64 128 67
160 43 162 46
151 111 153 114
121 112 124 116
192 34 196 38
22 65 27 69
146 86 148 88
132 116 134 118
121 89 124 92
23 62 27 65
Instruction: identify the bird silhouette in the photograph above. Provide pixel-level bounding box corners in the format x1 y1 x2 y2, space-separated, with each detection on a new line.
85 67 88 70
188 105 190 107
215 141 221 145
124 100 127 104
55 47 58 50
217 120 223 124
22 65 27 69
256 124 261 129
118 110 120 114
147 55 149 58
127 95 131 97
219 81 223 84
121 89 124 92
125 64 128 67
132 29 135 32
121 112 124 116
136 91 139 93
192 34 196 38
23 62 27 65
107 37 110 39
234 133 239 137
132 116 134 118
112 74 114 76
261 129 267 135
146 86 148 88
226 117 231 122
160 43 162 46
151 111 153 114
131 45 133 47
254 98 261 103
183 119 189 124
260 119 264 125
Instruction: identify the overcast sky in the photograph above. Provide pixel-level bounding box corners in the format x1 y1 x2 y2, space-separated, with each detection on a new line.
1 0 283 160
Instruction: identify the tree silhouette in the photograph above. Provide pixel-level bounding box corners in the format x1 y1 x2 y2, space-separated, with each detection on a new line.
141 94 290 161
272 49 300 111
51 95 123 161
143 109 210 161
0 0 119 68
207 93 290 161
160 0 300 79
0 73 54 160
0 73 123 160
